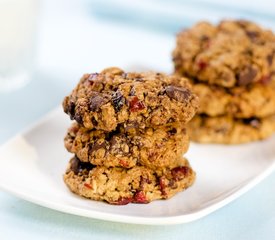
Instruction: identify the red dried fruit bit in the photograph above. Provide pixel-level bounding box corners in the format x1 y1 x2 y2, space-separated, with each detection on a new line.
197 60 208 71
159 177 167 196
119 159 129 168
171 166 188 181
84 183 92 189
129 96 145 112
134 191 148 204
259 75 271 85
112 197 133 205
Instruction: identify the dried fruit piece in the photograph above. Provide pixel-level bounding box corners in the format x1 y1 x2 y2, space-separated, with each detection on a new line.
129 96 145 112
134 191 148 203
171 166 188 180
197 60 208 71
119 159 129 168
84 183 92 189
111 197 133 205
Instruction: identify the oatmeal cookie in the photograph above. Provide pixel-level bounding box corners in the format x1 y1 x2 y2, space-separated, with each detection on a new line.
173 20 275 88
190 78 275 118
63 156 196 204
63 67 199 131
65 122 189 170
188 114 275 144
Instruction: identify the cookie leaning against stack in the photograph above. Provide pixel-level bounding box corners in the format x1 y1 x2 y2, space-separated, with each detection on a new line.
62 67 199 204
173 20 275 144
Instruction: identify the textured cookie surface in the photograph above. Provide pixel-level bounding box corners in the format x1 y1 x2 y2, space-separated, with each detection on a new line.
65 122 189 170
63 67 199 131
173 20 275 88
63 156 196 204
188 114 275 144
190 78 275 118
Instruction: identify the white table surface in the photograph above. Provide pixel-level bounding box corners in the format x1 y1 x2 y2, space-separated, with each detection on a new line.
0 0 275 239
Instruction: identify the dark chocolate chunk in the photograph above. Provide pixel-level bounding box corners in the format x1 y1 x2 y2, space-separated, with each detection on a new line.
129 86 136 96
165 86 192 102
74 113 83 124
88 73 98 81
70 156 94 174
267 52 274 66
168 128 177 135
245 31 259 40
89 95 107 111
66 100 75 119
112 90 125 112
237 66 258 85
89 142 107 154
243 118 261 128
200 35 209 41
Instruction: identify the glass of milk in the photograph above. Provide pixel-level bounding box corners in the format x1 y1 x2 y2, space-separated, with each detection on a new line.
0 0 38 92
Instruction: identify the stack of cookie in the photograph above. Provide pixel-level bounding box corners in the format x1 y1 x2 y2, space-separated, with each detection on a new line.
173 20 275 144
62 67 199 204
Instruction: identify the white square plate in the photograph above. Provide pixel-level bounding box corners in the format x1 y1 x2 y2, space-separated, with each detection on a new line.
0 107 274 225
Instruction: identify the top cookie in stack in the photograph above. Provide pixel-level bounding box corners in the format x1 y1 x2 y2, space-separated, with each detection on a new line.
62 67 199 204
63 67 198 131
173 20 275 144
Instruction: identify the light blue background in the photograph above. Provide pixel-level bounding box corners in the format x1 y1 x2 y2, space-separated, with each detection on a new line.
1 0 275 239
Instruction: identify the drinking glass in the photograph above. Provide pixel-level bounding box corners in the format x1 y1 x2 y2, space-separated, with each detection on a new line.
0 0 38 92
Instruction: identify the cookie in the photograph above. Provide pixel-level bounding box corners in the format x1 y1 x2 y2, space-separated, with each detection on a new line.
63 156 196 204
65 122 189 170
173 20 275 88
188 114 275 144
63 67 199 131
190 78 275 118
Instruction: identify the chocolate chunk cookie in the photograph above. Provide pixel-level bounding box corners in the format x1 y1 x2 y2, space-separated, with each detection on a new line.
63 156 196 204
188 114 275 144
173 20 275 88
65 122 189 170
63 67 199 131
189 77 275 118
